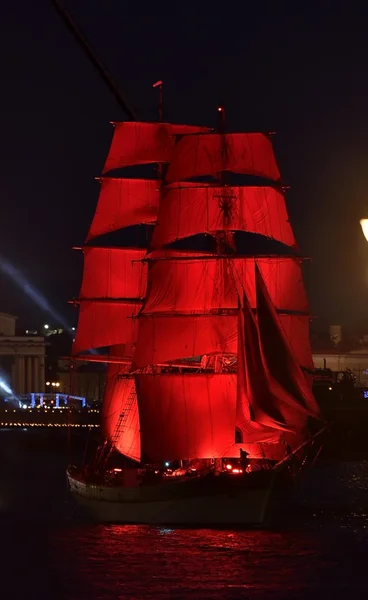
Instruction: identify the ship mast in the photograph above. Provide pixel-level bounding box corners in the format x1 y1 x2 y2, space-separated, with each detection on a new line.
153 80 164 123
153 80 164 182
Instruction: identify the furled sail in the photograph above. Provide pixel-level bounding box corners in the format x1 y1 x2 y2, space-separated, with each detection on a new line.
166 133 281 183
152 185 296 249
86 178 160 242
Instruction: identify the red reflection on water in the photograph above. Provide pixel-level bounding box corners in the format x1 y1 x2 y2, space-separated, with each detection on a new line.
54 525 323 599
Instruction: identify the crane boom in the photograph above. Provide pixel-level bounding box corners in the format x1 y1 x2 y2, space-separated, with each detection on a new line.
51 0 138 120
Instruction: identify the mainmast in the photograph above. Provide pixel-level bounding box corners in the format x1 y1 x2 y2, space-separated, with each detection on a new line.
130 109 319 462
153 80 164 123
153 80 164 182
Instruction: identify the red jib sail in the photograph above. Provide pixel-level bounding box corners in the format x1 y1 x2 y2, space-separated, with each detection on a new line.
101 355 140 462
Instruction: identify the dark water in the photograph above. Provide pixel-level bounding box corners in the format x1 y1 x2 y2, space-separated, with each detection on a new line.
0 431 367 599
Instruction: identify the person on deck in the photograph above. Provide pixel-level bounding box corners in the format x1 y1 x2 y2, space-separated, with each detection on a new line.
240 449 249 471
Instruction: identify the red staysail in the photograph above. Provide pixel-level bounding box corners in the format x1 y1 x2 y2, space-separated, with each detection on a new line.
236 296 283 441
235 268 318 436
278 314 314 371
101 357 140 462
86 178 159 242
166 133 281 183
103 122 211 173
255 265 320 421
152 185 296 249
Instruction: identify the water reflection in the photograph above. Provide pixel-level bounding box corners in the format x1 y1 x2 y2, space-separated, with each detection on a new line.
52 523 349 599
0 433 367 599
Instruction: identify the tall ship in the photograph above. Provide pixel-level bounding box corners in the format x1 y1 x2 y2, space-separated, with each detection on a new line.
67 93 325 525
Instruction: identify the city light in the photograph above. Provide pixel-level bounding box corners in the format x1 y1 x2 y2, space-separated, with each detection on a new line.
360 219 368 242
44 324 49 330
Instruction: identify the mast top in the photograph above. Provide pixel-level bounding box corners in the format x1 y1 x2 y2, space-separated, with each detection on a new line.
153 80 164 123
218 105 225 134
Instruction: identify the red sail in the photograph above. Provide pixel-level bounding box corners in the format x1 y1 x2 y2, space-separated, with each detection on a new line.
78 247 147 300
103 122 211 173
238 291 296 431
135 373 236 462
142 253 308 314
152 186 296 249
255 266 320 422
101 359 140 462
236 302 282 442
86 179 159 242
133 254 310 368
166 133 281 183
72 301 139 355
132 314 237 368
278 314 314 371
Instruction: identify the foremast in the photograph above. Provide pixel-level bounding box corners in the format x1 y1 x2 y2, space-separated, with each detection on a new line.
72 89 210 462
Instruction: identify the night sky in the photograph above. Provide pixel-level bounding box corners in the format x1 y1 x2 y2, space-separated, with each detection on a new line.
1 1 368 333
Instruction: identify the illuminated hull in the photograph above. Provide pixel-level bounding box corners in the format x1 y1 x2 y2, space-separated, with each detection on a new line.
67 470 278 526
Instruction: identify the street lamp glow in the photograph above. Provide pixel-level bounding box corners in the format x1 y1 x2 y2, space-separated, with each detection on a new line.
44 324 49 330
360 219 368 242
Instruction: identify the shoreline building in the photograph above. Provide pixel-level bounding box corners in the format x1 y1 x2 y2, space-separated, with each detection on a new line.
0 313 46 395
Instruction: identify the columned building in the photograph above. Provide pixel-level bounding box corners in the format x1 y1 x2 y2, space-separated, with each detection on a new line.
0 313 46 395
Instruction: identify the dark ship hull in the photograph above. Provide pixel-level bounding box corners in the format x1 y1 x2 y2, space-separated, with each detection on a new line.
67 470 275 525
67 432 324 526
